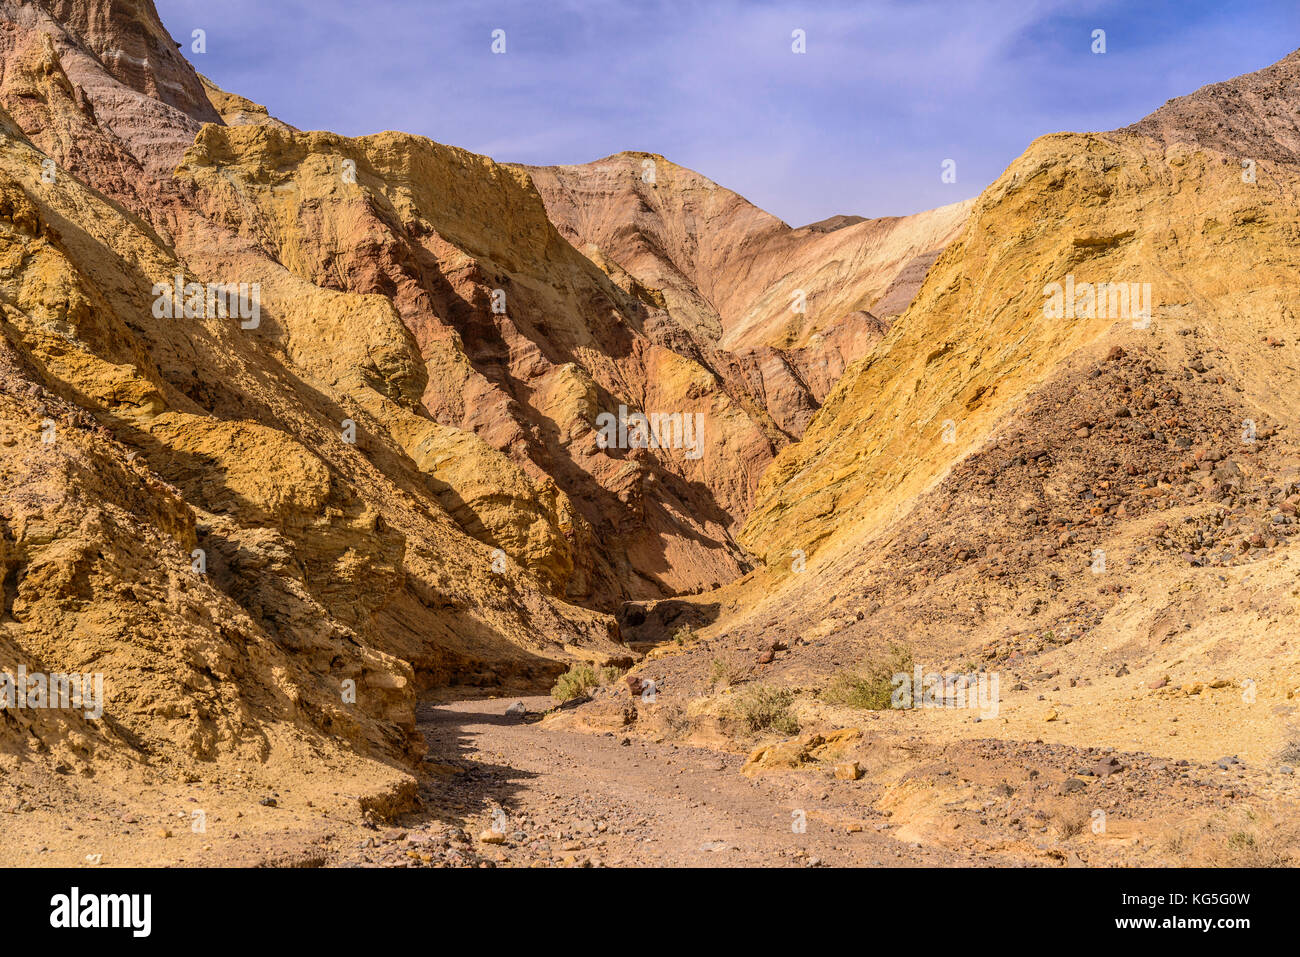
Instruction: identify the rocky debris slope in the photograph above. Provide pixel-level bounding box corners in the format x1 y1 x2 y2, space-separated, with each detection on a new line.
570 49 1300 855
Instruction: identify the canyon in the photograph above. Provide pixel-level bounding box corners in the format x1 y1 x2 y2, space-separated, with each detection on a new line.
1 1 1298 867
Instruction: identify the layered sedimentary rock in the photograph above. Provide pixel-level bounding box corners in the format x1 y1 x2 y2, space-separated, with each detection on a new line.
0 0 971 803
527 153 971 436
0 1 616 799
742 50 1300 569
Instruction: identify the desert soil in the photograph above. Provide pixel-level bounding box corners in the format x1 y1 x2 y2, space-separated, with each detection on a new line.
12 687 1296 868
401 695 1001 867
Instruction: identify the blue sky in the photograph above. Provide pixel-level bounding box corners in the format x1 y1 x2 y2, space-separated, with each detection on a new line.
155 0 1298 225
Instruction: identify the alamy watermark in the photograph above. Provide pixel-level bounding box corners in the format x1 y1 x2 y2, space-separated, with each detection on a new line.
1043 274 1151 329
595 404 704 460
892 666 999 719
0 665 103 719
50 887 150 937
152 274 260 329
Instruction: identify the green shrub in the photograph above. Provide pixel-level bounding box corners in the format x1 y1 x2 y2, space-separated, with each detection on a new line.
823 644 914 710
708 658 738 688
732 684 799 735
551 663 599 702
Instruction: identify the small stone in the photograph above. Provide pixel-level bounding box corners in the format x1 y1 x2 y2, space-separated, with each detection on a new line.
833 761 864 781
624 675 649 697
1093 756 1124 777
479 829 506 845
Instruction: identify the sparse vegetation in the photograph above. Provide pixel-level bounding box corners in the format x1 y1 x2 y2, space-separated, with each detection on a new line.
1276 722 1300 765
673 626 695 646
823 644 914 710
708 657 741 689
551 663 600 702
1159 808 1300 867
731 684 799 735
1051 799 1092 839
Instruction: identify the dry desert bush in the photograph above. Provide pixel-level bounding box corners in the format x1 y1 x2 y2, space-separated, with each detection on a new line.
1159 807 1300 867
730 684 800 736
823 644 914 710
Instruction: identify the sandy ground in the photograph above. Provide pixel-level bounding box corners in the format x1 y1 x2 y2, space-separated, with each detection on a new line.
12 686 1296 868
405 695 1013 867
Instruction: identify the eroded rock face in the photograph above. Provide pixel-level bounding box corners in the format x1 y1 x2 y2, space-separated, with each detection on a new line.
1 0 970 797
525 153 971 349
30 0 219 123
165 121 769 603
742 51 1300 572
526 153 971 438
0 2 621 800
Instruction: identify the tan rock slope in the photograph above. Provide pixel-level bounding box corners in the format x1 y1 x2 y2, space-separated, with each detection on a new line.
742 49 1300 567
0 0 616 811
0 0 970 823
526 153 971 434
600 49 1300 835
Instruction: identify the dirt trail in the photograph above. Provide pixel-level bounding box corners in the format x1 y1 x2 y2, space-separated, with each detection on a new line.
7 690 1287 868
414 696 1026 867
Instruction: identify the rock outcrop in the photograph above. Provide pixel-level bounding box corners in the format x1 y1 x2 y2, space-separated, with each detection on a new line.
742 50 1300 571
0 0 970 807
0 1 617 804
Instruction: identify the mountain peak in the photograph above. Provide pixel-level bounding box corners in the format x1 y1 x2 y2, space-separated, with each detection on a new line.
1120 44 1300 164
5 0 219 124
